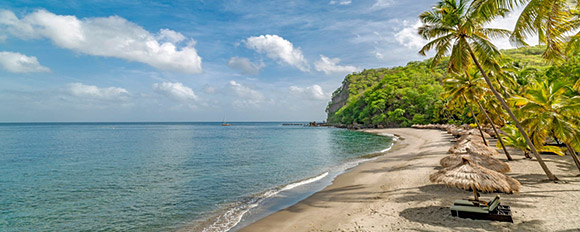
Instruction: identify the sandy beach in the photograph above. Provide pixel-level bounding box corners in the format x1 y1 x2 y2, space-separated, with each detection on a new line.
239 128 580 232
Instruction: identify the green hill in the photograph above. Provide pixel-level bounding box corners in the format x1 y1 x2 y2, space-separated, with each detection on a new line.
326 46 548 128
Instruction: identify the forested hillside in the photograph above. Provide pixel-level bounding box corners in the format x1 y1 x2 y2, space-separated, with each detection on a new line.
326 46 548 127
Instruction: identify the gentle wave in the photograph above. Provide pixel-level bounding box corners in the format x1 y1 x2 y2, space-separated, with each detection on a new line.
201 134 395 232
379 136 396 153
202 172 330 232
380 143 394 153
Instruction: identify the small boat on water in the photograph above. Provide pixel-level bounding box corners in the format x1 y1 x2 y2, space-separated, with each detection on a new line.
221 116 230 126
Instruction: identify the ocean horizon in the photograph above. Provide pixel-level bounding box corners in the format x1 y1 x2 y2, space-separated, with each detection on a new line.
0 122 393 231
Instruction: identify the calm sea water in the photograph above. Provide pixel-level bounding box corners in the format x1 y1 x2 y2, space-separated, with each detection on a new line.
0 122 393 231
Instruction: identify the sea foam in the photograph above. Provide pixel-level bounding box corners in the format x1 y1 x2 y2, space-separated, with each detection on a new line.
202 172 330 232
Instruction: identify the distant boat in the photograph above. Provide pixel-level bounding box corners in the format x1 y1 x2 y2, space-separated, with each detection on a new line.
221 116 230 126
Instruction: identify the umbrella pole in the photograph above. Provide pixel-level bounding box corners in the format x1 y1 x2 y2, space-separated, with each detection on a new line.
473 188 479 201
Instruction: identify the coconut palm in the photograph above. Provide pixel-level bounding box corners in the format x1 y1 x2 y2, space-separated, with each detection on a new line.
500 125 532 158
511 0 575 61
418 0 557 180
472 0 577 62
494 61 537 98
443 71 514 160
512 79 580 171
443 72 489 145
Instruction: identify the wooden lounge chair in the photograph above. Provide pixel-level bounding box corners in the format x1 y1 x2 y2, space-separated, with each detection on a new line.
450 195 513 222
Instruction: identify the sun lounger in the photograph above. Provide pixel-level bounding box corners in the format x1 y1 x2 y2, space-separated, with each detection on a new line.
453 195 499 206
450 195 513 222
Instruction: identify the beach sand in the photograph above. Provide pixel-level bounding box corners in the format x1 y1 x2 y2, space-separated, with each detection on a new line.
238 128 580 232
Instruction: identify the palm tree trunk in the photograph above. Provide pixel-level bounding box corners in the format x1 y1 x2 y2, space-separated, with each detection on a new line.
524 150 531 159
462 94 488 146
466 44 558 181
475 100 513 161
565 143 580 172
490 103 507 126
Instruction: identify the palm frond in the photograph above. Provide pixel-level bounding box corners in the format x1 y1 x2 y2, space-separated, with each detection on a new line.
448 38 473 72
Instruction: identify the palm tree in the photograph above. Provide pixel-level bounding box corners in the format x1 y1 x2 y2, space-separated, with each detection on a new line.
512 79 580 171
511 0 575 61
493 61 530 98
443 71 514 160
500 125 532 158
471 0 576 62
443 75 488 145
418 0 558 180
500 125 566 158
474 99 513 160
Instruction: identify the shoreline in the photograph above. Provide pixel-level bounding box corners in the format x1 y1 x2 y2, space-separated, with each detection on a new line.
238 128 580 231
237 128 441 231
190 129 396 232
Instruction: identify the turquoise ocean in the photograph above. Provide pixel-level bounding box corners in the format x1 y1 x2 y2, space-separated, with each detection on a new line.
0 122 393 231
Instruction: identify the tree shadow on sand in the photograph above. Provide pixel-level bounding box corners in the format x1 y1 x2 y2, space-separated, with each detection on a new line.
391 184 548 228
399 206 545 231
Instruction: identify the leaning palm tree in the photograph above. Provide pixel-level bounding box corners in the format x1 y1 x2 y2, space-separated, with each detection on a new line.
512 79 580 171
418 0 558 180
443 71 514 160
500 125 532 158
443 72 489 146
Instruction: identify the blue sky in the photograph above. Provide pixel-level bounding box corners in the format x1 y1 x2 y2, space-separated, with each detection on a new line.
0 0 524 122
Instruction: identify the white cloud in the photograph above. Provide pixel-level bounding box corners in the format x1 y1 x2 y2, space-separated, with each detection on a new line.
0 51 50 73
394 20 425 49
371 0 394 10
244 34 309 72
156 28 186 44
227 57 265 75
0 9 202 74
330 0 352 5
67 83 128 100
227 80 266 109
153 82 199 102
314 55 358 75
289 85 330 101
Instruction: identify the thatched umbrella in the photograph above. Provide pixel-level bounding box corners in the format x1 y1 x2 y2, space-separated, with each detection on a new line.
440 153 511 173
457 134 486 143
462 129 492 138
430 158 520 201
449 140 499 156
447 127 467 137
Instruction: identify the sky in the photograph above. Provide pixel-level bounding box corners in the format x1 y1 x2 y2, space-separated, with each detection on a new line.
0 0 528 122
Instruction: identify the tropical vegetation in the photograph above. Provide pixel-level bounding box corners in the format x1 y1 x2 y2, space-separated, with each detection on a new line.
326 0 580 181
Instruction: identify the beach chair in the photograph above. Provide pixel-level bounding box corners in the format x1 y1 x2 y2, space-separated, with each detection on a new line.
450 195 513 222
453 195 500 207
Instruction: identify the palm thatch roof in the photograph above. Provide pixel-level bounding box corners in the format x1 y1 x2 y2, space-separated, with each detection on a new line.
430 158 520 194
457 134 487 144
447 127 468 137
463 129 492 138
440 153 511 173
449 140 499 156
